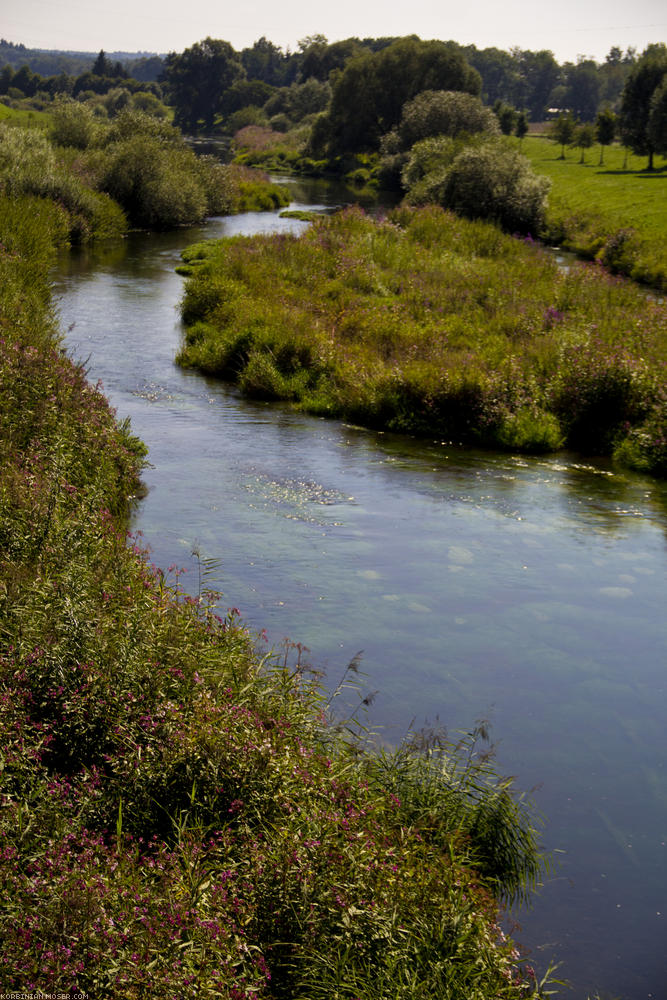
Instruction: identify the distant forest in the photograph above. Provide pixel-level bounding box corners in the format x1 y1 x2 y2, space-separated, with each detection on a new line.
0 39 163 81
0 35 650 121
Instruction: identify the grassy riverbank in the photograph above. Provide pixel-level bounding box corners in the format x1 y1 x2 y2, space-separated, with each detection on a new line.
0 193 554 995
0 115 289 245
521 135 667 290
177 204 667 476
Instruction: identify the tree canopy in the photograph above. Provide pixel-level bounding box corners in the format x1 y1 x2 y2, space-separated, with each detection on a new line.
314 37 481 155
619 44 667 168
163 38 246 131
397 90 499 149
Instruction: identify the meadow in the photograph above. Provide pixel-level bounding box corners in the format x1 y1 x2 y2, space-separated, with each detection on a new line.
177 204 667 476
521 134 667 289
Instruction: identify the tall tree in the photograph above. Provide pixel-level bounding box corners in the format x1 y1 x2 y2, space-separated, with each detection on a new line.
163 38 245 131
515 111 529 146
619 45 667 169
320 37 480 155
573 122 596 162
512 49 561 121
241 37 293 87
92 49 114 76
648 77 667 157
563 59 602 121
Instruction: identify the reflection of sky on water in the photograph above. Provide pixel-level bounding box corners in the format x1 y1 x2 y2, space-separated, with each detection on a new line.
54 205 667 1000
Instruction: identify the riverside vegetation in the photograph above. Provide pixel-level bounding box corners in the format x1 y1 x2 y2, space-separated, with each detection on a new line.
0 172 555 994
0 102 289 242
177 204 667 476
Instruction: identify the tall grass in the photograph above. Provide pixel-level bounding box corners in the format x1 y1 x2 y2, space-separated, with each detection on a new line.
177 204 667 475
0 190 555 993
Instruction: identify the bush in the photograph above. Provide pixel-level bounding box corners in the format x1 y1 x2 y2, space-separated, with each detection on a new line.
0 124 126 243
49 95 98 149
397 90 500 150
441 141 550 234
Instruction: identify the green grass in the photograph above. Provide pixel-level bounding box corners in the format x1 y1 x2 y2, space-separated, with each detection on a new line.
0 101 50 128
177 204 667 475
521 134 667 289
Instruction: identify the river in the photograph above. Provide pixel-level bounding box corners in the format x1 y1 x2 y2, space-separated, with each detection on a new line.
53 178 667 1000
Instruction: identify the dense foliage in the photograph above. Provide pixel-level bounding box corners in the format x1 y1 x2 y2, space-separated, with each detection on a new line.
177 205 667 474
309 38 481 157
0 110 289 237
619 44 667 168
0 189 553 998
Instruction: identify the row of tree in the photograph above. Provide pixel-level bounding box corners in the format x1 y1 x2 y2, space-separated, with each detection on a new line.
2 35 661 126
0 51 164 102
548 49 667 169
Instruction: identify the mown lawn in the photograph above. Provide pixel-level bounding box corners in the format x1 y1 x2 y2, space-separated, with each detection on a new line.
521 134 667 287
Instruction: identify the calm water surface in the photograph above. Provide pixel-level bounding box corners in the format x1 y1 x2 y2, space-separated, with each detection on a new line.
53 184 667 1000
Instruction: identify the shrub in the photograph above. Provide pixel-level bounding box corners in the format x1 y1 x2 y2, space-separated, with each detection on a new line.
441 141 551 234
548 344 655 452
397 90 500 150
49 95 98 150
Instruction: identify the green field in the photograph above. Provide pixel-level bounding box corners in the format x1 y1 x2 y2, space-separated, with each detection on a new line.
0 101 49 128
521 134 667 288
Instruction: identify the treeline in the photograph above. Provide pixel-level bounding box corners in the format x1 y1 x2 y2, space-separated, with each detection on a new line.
0 38 163 81
0 48 165 111
2 34 658 129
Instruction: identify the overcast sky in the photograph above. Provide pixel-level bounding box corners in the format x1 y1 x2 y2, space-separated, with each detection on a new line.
3 0 666 64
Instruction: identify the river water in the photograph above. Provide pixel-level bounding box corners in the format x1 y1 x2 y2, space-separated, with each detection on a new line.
53 179 667 1000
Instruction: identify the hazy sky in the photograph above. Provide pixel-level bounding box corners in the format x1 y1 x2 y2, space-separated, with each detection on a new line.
3 0 666 64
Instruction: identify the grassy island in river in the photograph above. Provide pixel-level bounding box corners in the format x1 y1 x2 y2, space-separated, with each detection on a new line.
177 204 667 477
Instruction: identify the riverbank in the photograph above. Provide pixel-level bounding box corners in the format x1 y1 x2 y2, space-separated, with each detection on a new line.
0 195 553 996
177 203 667 476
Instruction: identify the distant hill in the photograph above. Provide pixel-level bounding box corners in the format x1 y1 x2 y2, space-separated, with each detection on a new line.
0 40 164 80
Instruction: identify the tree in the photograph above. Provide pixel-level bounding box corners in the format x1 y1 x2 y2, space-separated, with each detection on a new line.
512 49 561 121
515 111 529 146
240 37 293 87
619 45 667 169
397 90 499 148
0 65 14 94
298 36 362 82
648 77 667 158
595 108 616 164
12 64 38 97
441 141 550 233
464 45 523 107
49 95 97 148
493 100 518 135
220 78 274 116
550 114 576 157
320 37 481 155
572 122 596 162
563 59 601 121
163 38 246 132
92 50 114 76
